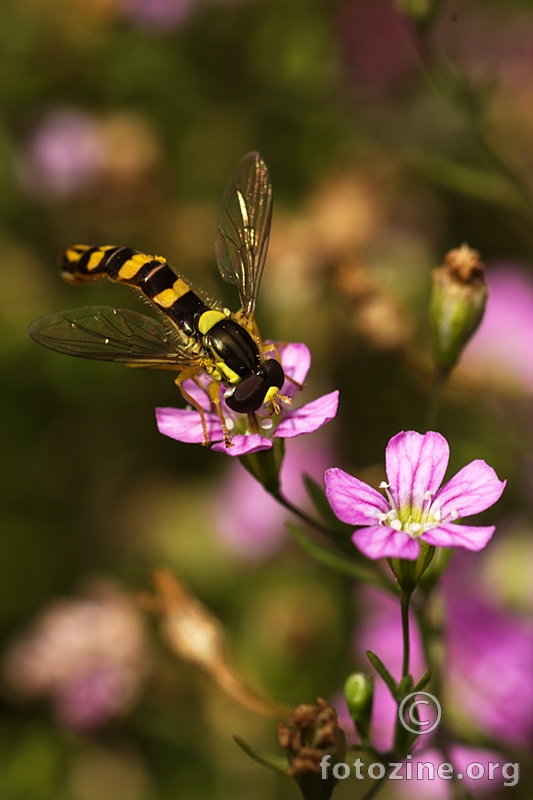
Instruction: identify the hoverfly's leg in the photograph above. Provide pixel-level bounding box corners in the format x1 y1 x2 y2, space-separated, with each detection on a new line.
247 412 260 435
208 380 232 447
174 367 210 446
285 375 304 390
191 374 211 402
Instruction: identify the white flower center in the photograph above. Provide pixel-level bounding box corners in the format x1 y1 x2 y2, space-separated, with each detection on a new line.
377 483 458 538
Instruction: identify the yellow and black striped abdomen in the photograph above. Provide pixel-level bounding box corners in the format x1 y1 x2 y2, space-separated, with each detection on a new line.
61 245 209 337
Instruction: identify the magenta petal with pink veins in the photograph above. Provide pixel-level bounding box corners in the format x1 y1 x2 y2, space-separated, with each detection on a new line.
352 525 420 560
211 434 272 457
274 390 339 438
422 523 496 551
155 407 222 444
433 460 506 518
324 468 389 525
385 430 449 510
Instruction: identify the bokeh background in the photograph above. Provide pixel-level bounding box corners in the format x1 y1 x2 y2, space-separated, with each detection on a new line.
1 0 532 798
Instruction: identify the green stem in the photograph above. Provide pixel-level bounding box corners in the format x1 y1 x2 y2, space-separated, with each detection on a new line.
425 367 448 431
358 768 389 800
273 491 332 537
400 591 412 679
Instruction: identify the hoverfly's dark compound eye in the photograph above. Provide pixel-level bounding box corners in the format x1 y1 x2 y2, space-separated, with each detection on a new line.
226 374 269 414
225 358 285 414
259 358 285 390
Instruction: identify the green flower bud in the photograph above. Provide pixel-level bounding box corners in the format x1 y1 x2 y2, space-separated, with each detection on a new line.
388 540 435 591
344 672 374 744
395 0 434 22
429 244 488 372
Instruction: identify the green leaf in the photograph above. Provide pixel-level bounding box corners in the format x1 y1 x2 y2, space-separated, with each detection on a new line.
366 650 397 697
286 523 396 592
409 152 530 216
233 735 289 775
302 474 352 536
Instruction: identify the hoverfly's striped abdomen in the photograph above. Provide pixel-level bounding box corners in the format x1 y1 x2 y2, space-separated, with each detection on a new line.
61 245 208 337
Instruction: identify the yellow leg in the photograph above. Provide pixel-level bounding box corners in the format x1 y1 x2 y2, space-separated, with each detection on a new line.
261 341 304 391
175 367 210 446
208 380 232 447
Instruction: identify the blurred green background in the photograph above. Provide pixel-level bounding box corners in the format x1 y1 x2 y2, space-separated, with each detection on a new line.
1 0 532 798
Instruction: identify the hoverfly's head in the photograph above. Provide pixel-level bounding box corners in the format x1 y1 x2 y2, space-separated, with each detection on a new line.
225 358 285 414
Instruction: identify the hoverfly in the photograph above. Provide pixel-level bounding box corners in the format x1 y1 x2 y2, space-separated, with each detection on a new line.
29 152 289 446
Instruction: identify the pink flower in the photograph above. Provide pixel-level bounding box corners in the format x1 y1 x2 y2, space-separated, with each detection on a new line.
356 587 428 752
2 584 148 731
119 0 197 29
350 571 533 755
338 0 417 93
325 431 506 560
396 745 507 799
459 265 533 395
156 342 339 457
18 109 104 198
445 557 533 748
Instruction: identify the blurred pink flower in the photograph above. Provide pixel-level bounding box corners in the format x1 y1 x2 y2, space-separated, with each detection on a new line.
348 561 533 756
212 438 332 560
156 342 339 456
396 745 508 799
353 586 427 752
460 265 533 395
119 0 197 29
2 583 148 730
445 557 533 749
326 431 505 560
18 109 104 198
338 0 417 92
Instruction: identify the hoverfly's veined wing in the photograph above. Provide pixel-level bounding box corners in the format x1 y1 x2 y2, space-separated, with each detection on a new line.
28 306 199 368
215 151 273 320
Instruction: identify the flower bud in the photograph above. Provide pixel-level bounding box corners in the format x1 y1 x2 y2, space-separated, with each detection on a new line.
429 244 488 372
344 672 374 743
395 0 434 23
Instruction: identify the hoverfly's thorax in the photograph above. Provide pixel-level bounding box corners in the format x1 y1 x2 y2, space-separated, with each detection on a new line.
203 319 260 385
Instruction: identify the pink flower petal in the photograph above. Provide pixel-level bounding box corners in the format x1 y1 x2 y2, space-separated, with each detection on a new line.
422 523 496 551
274 390 339 438
211 434 272 456
156 407 222 444
324 468 389 525
278 342 311 395
433 460 506 518
386 431 449 510
180 377 213 412
352 526 420 560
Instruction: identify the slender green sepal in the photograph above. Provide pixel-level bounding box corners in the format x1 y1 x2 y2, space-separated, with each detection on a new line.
233 735 289 775
365 650 397 697
239 438 285 494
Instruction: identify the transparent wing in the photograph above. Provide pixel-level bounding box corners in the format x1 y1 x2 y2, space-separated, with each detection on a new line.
28 306 200 368
215 151 273 320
